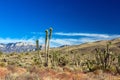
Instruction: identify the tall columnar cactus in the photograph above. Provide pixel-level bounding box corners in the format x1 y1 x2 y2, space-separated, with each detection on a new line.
45 30 49 66
36 40 42 65
36 40 39 50
49 27 53 40
45 27 53 67
47 27 53 66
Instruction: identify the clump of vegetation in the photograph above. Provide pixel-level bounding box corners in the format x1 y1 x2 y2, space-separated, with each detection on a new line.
50 51 60 68
94 42 116 70
82 42 120 74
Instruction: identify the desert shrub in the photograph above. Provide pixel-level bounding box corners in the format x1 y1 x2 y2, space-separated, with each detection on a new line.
84 42 117 73
48 51 70 67
114 54 120 74
8 52 17 57
33 58 41 66
85 59 95 72
25 52 29 55
0 62 7 67
8 61 18 66
50 51 60 67
94 42 116 70
58 56 69 67
1 58 7 62
73 53 81 67
17 54 22 58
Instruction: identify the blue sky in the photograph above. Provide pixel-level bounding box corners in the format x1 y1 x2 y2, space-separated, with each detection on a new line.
0 0 120 47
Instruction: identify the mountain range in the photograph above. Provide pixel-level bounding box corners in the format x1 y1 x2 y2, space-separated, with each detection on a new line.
0 42 37 53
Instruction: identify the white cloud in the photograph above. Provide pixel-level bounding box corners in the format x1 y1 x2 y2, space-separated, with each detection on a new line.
55 32 110 38
52 32 120 47
50 38 100 47
51 39 74 45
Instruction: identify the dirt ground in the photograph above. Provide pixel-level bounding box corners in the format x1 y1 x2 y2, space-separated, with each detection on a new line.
0 67 120 80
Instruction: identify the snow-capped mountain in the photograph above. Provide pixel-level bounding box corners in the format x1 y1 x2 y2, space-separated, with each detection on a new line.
0 42 42 53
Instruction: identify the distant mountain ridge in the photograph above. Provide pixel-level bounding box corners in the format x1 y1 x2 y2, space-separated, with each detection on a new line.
0 42 39 53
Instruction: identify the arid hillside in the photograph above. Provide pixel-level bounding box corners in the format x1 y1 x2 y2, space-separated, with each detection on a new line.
55 38 120 55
